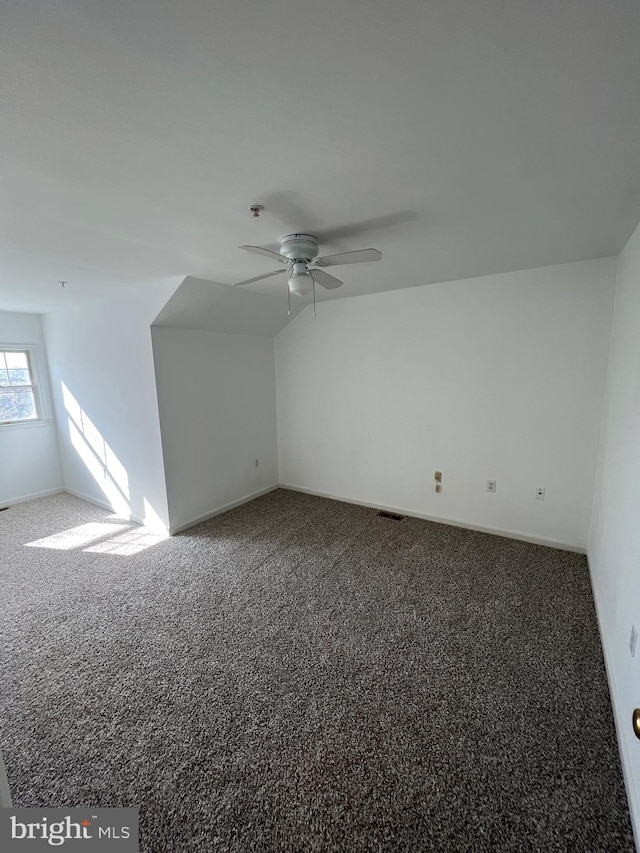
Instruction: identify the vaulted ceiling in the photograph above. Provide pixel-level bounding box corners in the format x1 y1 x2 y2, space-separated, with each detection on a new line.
2 0 640 314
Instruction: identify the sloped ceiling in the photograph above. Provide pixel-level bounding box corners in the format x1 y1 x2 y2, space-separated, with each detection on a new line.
152 276 305 337
1 0 640 316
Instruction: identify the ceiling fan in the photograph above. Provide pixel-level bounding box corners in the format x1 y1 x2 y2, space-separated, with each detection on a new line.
232 234 382 305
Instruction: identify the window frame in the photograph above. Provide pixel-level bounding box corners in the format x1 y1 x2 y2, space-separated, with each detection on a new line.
0 344 48 429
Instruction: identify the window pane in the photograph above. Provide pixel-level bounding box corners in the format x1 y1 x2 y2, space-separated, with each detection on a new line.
5 351 28 370
0 387 37 421
0 370 8 386
8 368 30 385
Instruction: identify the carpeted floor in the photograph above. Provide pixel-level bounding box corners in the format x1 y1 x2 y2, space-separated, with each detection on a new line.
0 490 634 851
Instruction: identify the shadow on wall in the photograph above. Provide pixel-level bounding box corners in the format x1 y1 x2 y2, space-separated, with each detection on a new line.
60 382 166 532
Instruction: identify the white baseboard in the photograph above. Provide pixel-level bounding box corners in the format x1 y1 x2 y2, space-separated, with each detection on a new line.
12 483 583 553
0 487 64 507
279 484 586 553
6 483 587 553
587 559 640 850
64 487 145 526
169 484 280 535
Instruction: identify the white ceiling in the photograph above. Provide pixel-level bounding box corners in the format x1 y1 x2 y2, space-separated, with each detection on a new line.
2 0 640 314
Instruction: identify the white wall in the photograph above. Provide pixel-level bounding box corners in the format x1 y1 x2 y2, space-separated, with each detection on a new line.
276 258 615 550
588 222 640 846
151 327 278 533
43 284 176 531
0 311 62 504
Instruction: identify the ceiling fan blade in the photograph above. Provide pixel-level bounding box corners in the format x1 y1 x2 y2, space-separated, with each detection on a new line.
314 248 382 267
239 245 288 262
309 268 343 290
232 269 287 287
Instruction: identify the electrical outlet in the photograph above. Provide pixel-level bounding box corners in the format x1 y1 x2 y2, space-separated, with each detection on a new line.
254 458 260 468
536 487 545 501
487 480 496 493
630 625 638 658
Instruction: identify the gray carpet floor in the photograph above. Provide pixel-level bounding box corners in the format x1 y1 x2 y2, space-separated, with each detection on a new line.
0 489 634 852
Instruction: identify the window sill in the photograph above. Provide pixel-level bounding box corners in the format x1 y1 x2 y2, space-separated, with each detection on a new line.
0 418 51 431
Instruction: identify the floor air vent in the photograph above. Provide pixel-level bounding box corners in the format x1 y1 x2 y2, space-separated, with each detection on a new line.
377 510 405 521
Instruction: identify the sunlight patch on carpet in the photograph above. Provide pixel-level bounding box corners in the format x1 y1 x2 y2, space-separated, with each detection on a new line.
24 522 131 551
85 528 168 556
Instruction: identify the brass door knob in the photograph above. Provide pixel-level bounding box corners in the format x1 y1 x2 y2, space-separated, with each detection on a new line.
633 709 640 740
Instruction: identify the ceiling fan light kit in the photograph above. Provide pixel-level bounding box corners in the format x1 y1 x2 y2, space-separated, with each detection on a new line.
232 233 382 312
288 263 314 295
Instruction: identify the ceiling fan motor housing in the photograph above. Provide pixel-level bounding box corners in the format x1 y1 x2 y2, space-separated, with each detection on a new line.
279 234 319 263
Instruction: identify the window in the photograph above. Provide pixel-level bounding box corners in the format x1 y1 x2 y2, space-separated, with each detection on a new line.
0 348 41 424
